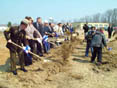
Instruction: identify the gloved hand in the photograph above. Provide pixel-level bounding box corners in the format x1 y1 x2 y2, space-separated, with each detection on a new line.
108 47 112 51
8 39 12 43
43 35 48 41
36 38 42 43
23 45 31 53
43 35 48 44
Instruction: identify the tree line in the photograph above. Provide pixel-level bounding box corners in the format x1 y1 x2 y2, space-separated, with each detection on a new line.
74 8 117 26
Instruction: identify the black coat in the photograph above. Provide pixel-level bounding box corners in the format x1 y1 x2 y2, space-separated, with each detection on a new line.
44 26 51 34
108 27 113 33
4 26 28 52
83 25 89 33
33 22 44 37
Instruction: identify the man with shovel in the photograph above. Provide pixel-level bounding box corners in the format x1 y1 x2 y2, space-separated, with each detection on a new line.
91 29 108 65
4 19 30 75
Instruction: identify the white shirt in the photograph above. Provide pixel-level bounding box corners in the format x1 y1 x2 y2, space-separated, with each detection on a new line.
54 25 64 35
25 24 42 40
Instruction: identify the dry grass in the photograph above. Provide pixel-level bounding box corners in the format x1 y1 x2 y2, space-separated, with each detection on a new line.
0 33 9 65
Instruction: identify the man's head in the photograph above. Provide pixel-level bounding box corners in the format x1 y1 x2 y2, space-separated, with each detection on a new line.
37 17 42 24
49 23 55 27
91 26 95 30
94 27 96 30
44 20 49 26
25 16 33 24
20 19 29 30
96 28 101 32
58 23 62 27
109 24 112 27
69 23 72 27
100 28 104 32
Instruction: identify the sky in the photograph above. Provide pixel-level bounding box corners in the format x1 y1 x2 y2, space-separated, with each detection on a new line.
0 0 117 24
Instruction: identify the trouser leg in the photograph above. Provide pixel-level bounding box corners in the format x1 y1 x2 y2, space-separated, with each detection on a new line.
91 47 93 56
47 42 50 51
32 41 37 54
97 47 102 62
28 40 37 59
43 43 47 53
108 32 112 38
29 40 36 54
91 47 97 62
18 49 25 69
109 32 111 38
108 32 110 38
85 44 90 56
37 41 43 55
10 50 16 71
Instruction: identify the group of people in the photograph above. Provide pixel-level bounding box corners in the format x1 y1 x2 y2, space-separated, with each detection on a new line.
4 17 74 75
83 24 115 65
5 16 116 75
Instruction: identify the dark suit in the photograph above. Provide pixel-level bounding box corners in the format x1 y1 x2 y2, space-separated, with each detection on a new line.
83 25 89 33
44 26 51 34
33 23 43 56
33 22 44 37
108 26 113 38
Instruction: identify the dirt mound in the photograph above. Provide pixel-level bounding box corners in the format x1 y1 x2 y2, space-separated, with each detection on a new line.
40 37 82 78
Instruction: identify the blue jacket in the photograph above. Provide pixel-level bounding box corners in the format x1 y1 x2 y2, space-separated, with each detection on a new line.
44 26 51 34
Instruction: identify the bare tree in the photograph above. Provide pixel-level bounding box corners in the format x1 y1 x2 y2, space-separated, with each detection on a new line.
92 13 101 22
73 18 79 23
112 8 117 26
105 9 113 23
73 8 117 26
100 13 108 23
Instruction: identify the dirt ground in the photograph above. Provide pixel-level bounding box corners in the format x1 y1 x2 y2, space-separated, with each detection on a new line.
0 30 117 88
